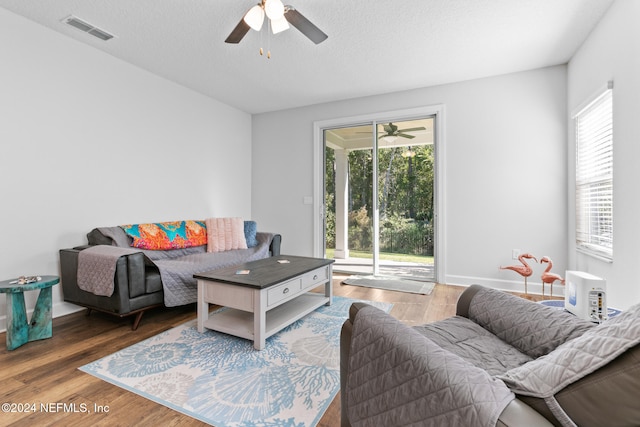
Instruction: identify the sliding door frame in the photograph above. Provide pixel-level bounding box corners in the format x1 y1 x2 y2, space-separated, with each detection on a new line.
312 105 446 283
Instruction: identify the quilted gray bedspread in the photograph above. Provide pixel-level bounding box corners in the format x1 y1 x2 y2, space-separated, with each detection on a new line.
345 304 515 427
154 232 273 307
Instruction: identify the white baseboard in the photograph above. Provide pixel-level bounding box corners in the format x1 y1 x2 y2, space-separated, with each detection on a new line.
1 278 564 334
0 301 84 334
445 274 566 297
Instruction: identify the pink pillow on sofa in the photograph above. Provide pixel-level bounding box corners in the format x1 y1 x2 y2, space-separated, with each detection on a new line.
205 217 248 253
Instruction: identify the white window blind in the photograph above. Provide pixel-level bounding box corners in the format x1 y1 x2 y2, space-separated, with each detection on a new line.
574 85 613 260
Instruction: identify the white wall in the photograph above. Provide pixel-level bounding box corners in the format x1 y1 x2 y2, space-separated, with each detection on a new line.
0 9 252 331
567 0 640 310
252 66 568 294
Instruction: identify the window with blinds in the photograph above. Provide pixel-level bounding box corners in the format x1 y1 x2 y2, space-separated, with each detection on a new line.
574 84 613 260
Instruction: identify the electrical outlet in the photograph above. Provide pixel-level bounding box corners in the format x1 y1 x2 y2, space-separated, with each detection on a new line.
512 249 521 260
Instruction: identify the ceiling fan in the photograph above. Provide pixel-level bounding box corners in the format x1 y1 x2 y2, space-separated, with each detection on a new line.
379 123 426 139
225 0 328 45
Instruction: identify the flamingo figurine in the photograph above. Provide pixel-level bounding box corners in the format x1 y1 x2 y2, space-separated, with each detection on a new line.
540 256 565 297
500 253 537 294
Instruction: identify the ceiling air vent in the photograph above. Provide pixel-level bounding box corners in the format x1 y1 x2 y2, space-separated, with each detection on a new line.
62 16 114 41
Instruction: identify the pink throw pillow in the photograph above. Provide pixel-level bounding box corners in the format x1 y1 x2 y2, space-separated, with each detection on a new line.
206 217 248 253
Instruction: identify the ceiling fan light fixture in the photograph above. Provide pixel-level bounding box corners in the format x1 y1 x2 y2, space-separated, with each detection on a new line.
225 1 327 46
381 135 398 143
271 16 290 34
244 4 265 31
264 0 285 20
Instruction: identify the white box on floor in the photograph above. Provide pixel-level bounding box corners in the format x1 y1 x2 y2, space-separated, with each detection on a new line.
564 271 607 322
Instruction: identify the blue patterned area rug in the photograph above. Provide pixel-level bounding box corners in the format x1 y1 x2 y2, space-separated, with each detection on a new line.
79 296 392 427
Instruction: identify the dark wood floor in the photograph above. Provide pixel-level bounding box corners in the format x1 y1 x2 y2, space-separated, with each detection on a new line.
0 276 555 426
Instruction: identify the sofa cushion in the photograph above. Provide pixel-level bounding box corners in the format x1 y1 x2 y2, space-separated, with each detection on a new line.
121 221 207 250
519 344 640 427
414 316 532 376
554 344 640 427
145 269 163 294
206 217 248 253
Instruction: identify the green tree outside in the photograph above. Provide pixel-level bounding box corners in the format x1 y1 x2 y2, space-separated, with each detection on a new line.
325 143 434 258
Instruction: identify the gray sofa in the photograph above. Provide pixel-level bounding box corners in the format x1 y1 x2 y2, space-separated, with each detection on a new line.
340 284 640 427
60 225 281 330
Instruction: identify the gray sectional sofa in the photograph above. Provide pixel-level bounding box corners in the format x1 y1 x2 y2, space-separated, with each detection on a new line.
340 284 640 427
59 224 281 329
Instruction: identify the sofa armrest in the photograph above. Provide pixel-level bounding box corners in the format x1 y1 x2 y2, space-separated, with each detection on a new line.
59 247 148 314
270 233 281 256
256 232 282 256
455 284 484 318
340 303 370 427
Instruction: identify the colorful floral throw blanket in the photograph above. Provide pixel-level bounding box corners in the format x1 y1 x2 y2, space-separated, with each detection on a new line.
121 220 207 250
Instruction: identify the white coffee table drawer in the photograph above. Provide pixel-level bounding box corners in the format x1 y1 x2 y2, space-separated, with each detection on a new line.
301 266 329 290
267 278 301 306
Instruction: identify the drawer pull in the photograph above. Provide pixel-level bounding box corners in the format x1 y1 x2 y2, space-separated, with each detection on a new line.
313 274 318 280
283 287 289 294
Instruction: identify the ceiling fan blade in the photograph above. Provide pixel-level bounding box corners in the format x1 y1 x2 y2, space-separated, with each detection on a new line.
284 7 328 44
397 127 426 132
225 18 251 44
397 133 416 139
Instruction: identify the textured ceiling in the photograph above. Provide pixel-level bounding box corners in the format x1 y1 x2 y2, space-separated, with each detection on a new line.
0 0 614 114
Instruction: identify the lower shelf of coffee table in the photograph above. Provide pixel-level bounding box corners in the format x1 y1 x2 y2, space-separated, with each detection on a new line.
202 292 330 342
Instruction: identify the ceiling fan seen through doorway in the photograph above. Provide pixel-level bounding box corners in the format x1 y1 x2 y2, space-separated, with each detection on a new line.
379 123 426 140
225 0 328 45
358 123 427 142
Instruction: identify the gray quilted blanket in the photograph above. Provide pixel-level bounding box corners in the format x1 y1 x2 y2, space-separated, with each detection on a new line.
464 286 595 358
498 302 640 427
413 316 533 376
77 245 142 296
346 305 515 427
155 233 272 306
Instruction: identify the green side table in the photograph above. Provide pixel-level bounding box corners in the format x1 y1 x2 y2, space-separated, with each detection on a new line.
0 275 59 350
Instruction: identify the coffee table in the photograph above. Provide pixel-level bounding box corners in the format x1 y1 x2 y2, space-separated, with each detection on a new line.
194 255 334 350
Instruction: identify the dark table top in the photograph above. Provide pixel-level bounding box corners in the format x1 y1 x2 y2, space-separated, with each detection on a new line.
194 255 334 289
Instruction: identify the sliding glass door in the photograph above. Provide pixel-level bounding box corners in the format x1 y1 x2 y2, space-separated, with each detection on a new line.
325 124 375 275
323 117 435 281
